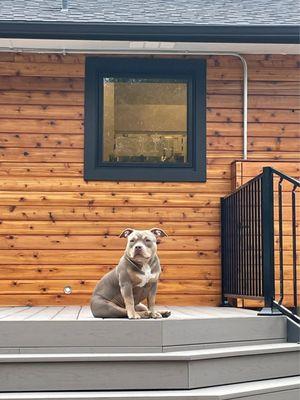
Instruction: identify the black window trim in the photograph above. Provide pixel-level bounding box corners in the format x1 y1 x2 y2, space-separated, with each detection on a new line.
84 56 206 182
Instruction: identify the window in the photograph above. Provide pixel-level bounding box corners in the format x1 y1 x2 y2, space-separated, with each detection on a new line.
84 57 206 181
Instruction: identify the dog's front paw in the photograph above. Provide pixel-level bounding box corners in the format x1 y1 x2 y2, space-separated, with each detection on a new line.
127 311 141 319
160 310 171 318
149 311 162 319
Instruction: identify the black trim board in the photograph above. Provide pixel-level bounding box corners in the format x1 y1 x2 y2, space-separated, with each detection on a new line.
0 22 299 44
84 57 206 182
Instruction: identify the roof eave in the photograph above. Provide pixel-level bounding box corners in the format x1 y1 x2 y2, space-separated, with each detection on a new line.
0 21 299 44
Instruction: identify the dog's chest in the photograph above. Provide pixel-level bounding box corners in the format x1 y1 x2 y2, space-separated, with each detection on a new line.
137 264 157 287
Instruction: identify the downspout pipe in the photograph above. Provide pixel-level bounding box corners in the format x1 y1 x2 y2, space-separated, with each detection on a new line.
164 51 248 160
0 47 248 159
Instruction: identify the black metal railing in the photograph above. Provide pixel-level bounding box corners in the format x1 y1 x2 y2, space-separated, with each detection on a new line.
221 167 299 324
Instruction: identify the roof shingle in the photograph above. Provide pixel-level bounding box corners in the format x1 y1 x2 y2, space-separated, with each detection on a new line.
0 0 299 25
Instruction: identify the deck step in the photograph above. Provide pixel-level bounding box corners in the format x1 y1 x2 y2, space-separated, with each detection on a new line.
0 343 299 392
0 313 287 353
0 377 299 399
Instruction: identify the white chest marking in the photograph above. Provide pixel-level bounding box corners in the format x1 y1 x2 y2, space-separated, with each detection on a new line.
137 264 156 287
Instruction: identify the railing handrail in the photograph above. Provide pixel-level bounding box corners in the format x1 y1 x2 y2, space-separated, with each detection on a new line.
273 301 300 325
223 167 299 201
270 167 300 187
222 172 263 199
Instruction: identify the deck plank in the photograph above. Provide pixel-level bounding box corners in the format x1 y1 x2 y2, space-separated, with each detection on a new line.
183 307 237 318
26 307 64 320
167 306 202 319
52 306 82 320
77 306 94 320
0 307 29 319
1 306 47 321
157 306 186 320
187 307 258 318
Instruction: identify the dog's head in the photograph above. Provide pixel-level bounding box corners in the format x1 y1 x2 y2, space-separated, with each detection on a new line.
119 228 167 263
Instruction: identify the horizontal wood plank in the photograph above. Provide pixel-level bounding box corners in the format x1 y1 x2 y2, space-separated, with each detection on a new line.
0 249 221 265
0 279 221 295
0 162 230 178
0 177 231 193
0 264 221 280
1 79 300 97
0 205 220 222
0 279 297 296
0 121 299 138
0 293 220 306
0 191 225 207
1 105 300 123
1 90 300 110
0 220 221 235
0 234 220 251
1 61 299 81
10 53 300 68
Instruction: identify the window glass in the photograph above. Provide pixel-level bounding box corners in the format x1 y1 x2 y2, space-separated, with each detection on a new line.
102 78 188 163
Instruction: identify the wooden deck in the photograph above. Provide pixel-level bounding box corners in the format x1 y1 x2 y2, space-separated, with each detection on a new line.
0 306 259 321
0 305 296 394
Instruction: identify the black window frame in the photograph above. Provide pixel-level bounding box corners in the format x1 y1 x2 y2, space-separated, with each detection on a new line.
84 57 206 182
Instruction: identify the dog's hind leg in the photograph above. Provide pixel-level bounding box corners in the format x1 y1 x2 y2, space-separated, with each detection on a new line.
91 298 151 319
91 297 128 318
135 303 149 312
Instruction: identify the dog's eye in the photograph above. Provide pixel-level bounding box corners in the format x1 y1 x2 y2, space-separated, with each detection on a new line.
130 239 135 243
145 239 151 243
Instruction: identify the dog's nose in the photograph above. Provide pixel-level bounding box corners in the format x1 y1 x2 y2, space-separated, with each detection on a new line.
135 245 142 250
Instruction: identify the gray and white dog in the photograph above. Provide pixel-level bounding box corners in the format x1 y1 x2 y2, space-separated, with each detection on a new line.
91 228 171 319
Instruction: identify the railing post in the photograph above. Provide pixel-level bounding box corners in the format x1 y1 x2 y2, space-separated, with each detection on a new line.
259 167 278 315
221 197 227 305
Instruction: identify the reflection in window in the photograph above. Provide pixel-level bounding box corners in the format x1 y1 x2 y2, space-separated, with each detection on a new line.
103 78 188 163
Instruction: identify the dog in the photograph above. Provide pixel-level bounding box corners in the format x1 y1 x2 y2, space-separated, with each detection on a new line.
90 228 171 319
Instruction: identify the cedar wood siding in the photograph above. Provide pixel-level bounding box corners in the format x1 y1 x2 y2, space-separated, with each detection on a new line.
0 53 299 306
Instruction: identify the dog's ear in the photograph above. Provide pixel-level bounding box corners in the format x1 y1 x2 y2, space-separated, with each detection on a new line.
119 228 134 238
150 228 168 238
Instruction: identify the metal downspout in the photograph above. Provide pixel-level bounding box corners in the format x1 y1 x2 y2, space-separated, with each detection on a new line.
156 51 248 160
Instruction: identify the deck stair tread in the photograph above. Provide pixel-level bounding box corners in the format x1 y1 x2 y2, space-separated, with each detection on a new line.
0 377 298 399
0 343 298 392
0 342 298 362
